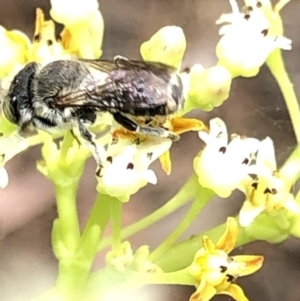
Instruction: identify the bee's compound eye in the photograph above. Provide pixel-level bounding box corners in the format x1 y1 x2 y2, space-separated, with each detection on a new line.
3 95 19 125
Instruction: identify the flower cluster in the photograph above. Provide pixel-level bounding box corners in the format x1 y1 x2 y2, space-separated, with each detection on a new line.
216 0 291 77
0 0 298 301
189 218 263 301
195 117 300 228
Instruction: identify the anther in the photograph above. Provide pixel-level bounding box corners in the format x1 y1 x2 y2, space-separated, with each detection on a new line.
147 152 153 160
242 158 249 164
252 182 258 190
219 146 226 153
264 188 272 194
34 33 41 42
127 163 134 170
220 266 228 273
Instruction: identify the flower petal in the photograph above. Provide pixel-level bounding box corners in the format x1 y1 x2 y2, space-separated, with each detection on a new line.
0 167 9 188
159 150 172 175
256 137 276 171
199 118 228 146
215 217 238 253
239 200 265 227
232 255 264 276
190 280 217 301
283 195 300 214
202 236 216 253
221 283 250 301
171 117 207 134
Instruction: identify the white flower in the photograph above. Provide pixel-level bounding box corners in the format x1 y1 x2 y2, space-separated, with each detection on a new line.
97 137 172 202
50 0 99 25
0 166 9 188
0 26 30 78
0 132 29 188
239 137 300 227
195 118 260 198
29 8 71 64
50 0 104 58
216 0 291 77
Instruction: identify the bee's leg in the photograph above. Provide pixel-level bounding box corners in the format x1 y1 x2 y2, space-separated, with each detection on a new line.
113 113 179 141
77 121 104 176
114 55 129 62
70 129 81 145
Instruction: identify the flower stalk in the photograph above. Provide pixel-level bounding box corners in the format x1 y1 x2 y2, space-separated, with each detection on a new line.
266 49 300 144
149 185 215 262
98 174 199 251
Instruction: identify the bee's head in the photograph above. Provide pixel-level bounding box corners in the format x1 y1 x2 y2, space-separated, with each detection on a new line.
3 62 38 128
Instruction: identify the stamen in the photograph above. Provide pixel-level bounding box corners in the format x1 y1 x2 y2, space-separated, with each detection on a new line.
264 188 272 194
220 265 228 273
34 33 42 42
252 182 258 190
226 274 235 282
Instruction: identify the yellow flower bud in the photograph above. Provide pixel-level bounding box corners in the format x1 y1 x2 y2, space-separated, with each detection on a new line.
140 26 186 69
185 65 232 113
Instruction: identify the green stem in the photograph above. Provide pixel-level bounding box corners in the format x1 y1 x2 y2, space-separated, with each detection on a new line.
56 258 91 301
266 49 300 144
81 193 110 243
154 218 252 272
54 182 80 252
60 132 74 162
98 174 199 251
279 144 300 184
113 267 194 295
109 196 123 254
149 186 215 261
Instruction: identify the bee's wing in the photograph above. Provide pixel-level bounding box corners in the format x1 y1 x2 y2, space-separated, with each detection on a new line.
56 59 176 112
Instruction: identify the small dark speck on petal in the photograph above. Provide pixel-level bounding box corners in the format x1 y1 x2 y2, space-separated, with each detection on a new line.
271 188 277 194
147 152 153 160
220 265 228 273
127 163 134 170
34 33 41 42
219 146 226 153
242 158 249 165
226 274 235 283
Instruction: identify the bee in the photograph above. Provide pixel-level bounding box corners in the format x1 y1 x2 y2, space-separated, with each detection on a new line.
3 56 186 167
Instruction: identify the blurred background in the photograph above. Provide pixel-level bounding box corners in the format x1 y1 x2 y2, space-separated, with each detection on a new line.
0 0 300 300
